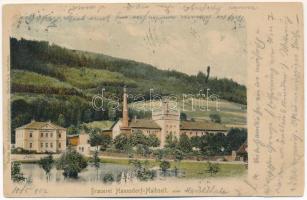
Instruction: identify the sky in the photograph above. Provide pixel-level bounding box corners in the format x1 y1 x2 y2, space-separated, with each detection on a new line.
12 12 247 85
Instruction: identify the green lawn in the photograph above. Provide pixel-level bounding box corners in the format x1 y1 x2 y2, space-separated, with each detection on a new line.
101 157 247 178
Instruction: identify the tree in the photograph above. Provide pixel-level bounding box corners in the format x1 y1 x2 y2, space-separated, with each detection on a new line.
154 149 165 161
113 133 131 151
38 154 54 181
205 65 210 83
89 131 112 151
147 134 160 147
57 114 65 127
129 159 156 181
199 133 215 157
136 144 151 157
180 112 187 121
165 133 178 149
129 131 147 146
160 160 171 175
226 128 247 154
178 134 192 153
206 161 220 176
209 113 221 123
174 149 184 162
67 125 80 135
56 149 88 178
190 136 201 148
103 173 114 183
174 149 184 172
92 150 100 180
11 162 25 182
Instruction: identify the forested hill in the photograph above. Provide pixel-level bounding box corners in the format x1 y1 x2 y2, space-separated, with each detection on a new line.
10 37 246 104
10 37 246 142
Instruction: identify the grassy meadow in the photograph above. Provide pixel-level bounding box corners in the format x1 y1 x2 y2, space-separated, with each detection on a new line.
130 98 247 128
102 157 247 178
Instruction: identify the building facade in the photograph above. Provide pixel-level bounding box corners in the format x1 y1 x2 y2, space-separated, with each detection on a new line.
111 87 228 147
15 120 66 153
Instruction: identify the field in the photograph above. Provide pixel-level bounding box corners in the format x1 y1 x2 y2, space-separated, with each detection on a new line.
102 157 247 178
130 98 246 128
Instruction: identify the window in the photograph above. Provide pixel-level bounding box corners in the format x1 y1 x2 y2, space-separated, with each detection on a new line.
41 132 43 137
59 133 61 138
50 133 53 138
59 142 61 148
29 143 32 148
50 143 53 148
41 143 43 148
29 132 33 138
45 133 48 137
45 143 48 148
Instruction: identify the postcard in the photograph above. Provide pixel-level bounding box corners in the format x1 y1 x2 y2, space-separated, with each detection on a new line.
2 2 304 197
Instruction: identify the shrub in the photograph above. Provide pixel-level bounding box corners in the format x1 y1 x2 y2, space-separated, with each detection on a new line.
206 161 220 176
56 149 88 178
103 173 114 183
38 154 54 180
11 162 26 182
159 160 170 175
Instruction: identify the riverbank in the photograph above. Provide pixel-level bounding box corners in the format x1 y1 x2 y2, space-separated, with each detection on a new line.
12 154 247 178
101 157 247 178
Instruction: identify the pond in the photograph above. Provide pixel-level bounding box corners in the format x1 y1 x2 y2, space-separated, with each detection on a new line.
20 163 183 184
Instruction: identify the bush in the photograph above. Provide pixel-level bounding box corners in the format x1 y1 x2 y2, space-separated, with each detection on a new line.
209 113 221 123
103 173 114 183
11 162 26 182
160 160 171 174
178 134 192 153
38 154 54 180
129 159 156 181
113 134 131 151
56 149 88 178
11 147 37 154
206 161 220 176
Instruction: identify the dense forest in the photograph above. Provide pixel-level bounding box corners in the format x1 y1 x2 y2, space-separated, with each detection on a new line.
10 37 246 142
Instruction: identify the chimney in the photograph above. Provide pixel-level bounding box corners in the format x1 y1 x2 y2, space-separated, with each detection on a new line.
122 86 129 128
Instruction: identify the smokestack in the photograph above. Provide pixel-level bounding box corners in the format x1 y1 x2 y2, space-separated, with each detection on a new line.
122 86 129 128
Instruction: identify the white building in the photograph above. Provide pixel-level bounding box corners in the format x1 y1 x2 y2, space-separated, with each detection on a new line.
15 120 66 153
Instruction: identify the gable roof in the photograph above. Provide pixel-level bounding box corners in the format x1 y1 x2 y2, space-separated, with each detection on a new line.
180 120 228 131
16 121 66 130
129 119 161 129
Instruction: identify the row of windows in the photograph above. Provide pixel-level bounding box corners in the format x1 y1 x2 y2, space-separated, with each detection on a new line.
29 142 62 148
166 124 179 129
29 132 62 138
181 131 208 136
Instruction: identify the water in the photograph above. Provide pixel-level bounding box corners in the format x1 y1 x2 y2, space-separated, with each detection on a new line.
20 163 184 184
21 163 132 183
